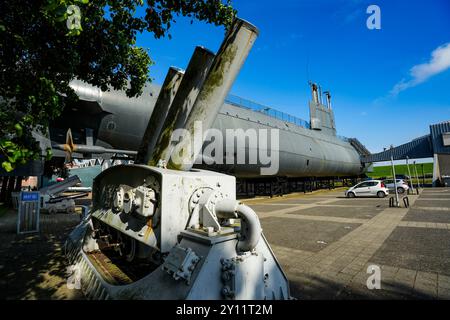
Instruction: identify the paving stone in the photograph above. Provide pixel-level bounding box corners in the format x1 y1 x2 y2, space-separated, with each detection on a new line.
340 266 361 276
248 204 302 213
288 205 384 220
395 268 417 281
402 207 450 224
414 199 450 208
329 199 390 207
260 216 360 252
438 274 450 289
416 271 438 282
253 188 449 299
437 288 450 299
370 227 450 276
277 198 331 205
413 283 438 299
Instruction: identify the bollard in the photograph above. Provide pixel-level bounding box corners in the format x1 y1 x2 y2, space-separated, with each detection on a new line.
389 197 394 207
403 196 409 208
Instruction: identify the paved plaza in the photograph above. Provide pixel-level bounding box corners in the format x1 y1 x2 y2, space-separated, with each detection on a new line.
245 188 450 299
1 188 449 299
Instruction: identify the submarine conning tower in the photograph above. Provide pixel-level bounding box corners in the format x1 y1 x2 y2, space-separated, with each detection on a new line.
309 81 337 136
65 18 291 300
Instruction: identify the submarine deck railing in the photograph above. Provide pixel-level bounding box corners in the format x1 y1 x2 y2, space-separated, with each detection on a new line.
225 94 311 129
225 94 351 143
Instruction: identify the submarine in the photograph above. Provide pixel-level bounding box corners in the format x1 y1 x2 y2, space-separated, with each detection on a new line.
50 80 369 187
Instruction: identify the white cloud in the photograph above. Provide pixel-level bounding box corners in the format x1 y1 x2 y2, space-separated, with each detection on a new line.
390 42 450 96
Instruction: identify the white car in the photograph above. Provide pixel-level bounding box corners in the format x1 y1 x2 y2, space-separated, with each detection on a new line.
345 180 389 198
383 179 409 194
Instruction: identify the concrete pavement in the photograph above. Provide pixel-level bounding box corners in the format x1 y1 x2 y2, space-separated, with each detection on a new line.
245 188 450 299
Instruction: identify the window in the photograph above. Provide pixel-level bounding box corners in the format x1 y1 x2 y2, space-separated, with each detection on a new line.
356 182 370 188
368 182 378 187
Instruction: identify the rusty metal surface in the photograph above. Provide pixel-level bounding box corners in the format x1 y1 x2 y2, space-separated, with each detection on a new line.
136 67 184 164
149 46 215 166
166 18 259 171
63 19 291 300
87 251 133 285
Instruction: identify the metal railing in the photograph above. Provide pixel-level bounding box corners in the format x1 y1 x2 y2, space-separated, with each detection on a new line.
225 94 352 143
225 94 311 129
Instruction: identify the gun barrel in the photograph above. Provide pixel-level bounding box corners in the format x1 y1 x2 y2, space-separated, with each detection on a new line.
166 18 259 171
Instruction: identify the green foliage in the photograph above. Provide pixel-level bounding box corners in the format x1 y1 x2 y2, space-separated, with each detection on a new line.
0 0 236 171
367 162 434 179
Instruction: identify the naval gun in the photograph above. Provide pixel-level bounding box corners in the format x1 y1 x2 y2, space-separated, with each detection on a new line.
65 18 290 300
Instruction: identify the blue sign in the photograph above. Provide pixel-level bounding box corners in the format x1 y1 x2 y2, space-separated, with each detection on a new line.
21 192 40 202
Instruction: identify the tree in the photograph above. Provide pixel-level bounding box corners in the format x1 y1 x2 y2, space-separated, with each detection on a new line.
0 0 236 172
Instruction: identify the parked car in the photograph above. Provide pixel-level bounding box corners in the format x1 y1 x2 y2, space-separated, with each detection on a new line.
345 180 389 198
395 175 412 186
383 179 410 194
395 174 411 181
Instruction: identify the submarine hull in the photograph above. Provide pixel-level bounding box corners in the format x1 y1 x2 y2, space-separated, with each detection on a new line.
51 82 364 178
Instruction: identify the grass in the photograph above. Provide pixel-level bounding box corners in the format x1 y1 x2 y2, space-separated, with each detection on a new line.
367 162 433 179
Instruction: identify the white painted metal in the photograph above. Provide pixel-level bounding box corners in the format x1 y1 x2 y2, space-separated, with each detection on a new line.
149 46 215 166
136 67 184 164
391 154 400 207
406 157 415 193
66 165 290 300
166 18 259 170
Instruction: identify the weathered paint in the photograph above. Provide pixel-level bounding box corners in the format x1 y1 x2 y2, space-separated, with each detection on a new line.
166 18 259 171
136 67 184 164
149 46 215 166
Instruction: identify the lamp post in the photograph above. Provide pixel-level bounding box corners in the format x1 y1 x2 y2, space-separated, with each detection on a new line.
406 156 415 194
421 163 425 186
391 149 400 207
414 161 421 190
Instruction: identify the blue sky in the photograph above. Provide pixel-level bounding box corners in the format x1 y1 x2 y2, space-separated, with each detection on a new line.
135 0 450 156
